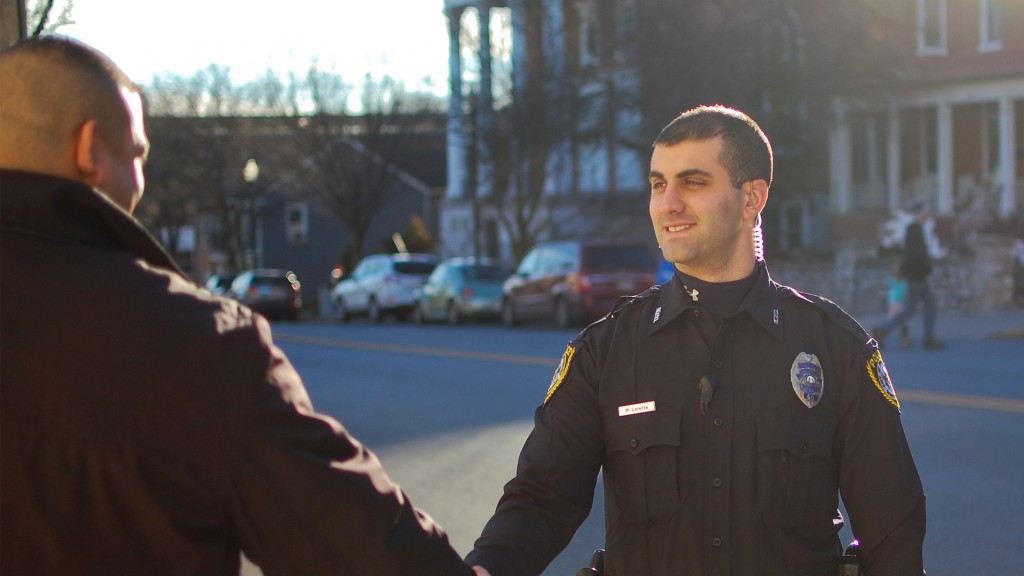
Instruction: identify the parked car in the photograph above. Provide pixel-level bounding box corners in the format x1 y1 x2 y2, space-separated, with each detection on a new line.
229 269 302 321
502 240 658 328
332 253 438 323
203 273 236 297
411 257 509 325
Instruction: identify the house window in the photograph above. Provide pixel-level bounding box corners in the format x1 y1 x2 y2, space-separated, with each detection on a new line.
201 212 226 251
917 0 947 56
285 202 308 245
979 0 1002 51
759 12 805 115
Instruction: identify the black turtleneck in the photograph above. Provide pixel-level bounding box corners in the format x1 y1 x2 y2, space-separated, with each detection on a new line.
674 266 758 321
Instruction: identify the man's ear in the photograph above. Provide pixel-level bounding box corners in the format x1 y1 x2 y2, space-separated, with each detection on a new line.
744 179 769 220
74 119 103 186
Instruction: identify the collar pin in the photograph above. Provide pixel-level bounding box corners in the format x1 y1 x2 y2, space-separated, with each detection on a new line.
684 286 699 302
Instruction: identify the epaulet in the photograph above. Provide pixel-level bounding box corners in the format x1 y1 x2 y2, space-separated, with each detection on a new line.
544 285 661 405
573 284 662 337
781 285 869 340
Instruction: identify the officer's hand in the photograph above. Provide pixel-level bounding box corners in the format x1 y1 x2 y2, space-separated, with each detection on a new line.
472 566 491 576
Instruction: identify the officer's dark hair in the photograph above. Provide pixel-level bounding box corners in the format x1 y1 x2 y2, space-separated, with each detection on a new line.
653 105 773 189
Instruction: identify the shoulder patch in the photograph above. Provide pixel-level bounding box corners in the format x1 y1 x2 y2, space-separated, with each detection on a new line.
544 343 577 404
867 349 900 410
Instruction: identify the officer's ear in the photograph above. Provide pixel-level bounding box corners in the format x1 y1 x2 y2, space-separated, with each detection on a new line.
743 179 769 222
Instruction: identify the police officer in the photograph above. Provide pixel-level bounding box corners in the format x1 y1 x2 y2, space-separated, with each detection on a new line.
465 106 926 576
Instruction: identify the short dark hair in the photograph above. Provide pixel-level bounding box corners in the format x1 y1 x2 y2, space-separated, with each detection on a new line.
653 105 773 189
0 36 140 156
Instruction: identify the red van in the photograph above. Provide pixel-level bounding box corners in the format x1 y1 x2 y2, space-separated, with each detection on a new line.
501 240 658 328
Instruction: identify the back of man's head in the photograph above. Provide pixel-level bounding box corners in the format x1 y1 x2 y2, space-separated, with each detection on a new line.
0 36 138 178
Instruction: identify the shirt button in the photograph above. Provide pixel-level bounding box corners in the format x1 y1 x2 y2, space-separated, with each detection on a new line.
713 359 724 369
801 442 809 452
712 537 723 547
694 309 703 317
713 416 724 427
630 438 638 449
712 477 723 488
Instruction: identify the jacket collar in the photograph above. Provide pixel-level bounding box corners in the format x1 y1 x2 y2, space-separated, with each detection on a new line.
649 260 786 340
0 169 182 275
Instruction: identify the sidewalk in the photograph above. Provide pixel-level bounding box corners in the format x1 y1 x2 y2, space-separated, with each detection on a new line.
856 306 1024 342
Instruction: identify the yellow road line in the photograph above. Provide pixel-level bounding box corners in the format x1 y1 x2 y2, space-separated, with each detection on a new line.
899 390 1024 413
277 334 1024 413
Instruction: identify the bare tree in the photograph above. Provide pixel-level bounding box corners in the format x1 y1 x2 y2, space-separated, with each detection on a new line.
142 67 280 275
25 0 73 37
260 67 436 271
2 0 73 48
634 0 904 191
466 3 561 263
462 2 641 263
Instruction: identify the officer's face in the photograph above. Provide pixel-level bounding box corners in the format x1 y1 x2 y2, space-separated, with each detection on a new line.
649 136 757 282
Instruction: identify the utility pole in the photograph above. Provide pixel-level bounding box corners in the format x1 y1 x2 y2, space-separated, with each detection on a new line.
1 0 27 48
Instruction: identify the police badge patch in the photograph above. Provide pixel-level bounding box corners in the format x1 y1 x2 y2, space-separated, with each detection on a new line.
867 349 900 410
790 352 824 409
544 344 576 404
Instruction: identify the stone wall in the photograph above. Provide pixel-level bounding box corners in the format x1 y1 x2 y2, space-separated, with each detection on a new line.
769 233 1020 318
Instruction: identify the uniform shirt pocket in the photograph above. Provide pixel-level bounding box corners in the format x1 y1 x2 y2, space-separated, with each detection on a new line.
604 408 681 523
754 410 837 527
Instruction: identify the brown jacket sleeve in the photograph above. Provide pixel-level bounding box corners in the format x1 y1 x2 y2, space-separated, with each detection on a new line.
225 316 473 576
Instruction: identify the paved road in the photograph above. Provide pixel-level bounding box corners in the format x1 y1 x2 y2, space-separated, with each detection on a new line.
252 308 1024 575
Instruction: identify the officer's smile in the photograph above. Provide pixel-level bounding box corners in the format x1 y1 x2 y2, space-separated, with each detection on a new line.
666 223 695 234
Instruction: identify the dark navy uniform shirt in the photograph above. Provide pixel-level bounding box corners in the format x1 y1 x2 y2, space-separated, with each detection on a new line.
467 262 925 576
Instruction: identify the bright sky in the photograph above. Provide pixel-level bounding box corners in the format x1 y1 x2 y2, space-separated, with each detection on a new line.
58 0 452 95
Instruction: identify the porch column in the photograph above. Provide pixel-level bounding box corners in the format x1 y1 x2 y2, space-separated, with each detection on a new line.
446 7 467 200
998 96 1017 218
830 100 852 214
476 3 494 199
477 3 494 130
887 104 902 215
936 102 954 215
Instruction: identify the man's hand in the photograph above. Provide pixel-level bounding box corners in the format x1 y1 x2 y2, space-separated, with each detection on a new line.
472 566 491 576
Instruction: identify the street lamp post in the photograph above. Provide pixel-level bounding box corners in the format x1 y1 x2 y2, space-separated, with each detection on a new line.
242 159 261 269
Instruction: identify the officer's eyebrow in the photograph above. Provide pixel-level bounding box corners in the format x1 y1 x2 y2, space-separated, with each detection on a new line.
649 168 712 180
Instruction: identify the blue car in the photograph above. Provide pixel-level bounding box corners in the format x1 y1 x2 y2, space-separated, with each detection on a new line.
411 257 509 324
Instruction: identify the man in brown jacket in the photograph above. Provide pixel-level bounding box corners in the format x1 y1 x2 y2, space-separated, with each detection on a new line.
0 36 483 576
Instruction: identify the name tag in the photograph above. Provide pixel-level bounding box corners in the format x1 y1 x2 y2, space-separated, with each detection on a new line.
618 401 656 417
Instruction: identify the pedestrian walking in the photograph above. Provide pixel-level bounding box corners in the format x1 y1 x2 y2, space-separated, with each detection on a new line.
873 200 946 350
0 36 482 576
465 105 926 575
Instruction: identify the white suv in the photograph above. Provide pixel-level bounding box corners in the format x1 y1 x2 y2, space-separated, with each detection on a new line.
331 253 438 323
